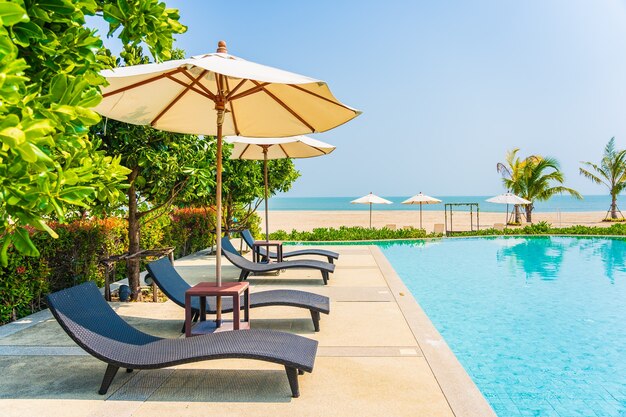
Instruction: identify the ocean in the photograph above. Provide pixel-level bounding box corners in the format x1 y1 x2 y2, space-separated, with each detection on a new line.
265 195 620 213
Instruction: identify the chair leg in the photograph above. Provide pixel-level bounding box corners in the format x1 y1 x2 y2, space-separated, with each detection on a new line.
285 366 300 398
99 364 120 395
321 271 328 285
310 310 321 332
239 270 250 282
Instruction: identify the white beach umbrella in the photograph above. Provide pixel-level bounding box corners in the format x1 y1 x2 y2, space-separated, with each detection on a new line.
94 40 360 291
351 193 393 228
486 192 531 225
401 192 442 229
226 135 336 241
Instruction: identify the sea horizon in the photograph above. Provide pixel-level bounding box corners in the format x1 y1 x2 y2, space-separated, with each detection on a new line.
265 194 623 213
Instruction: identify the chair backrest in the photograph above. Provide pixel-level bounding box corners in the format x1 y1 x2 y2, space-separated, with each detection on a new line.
241 229 255 249
46 282 159 356
221 237 259 270
146 257 189 308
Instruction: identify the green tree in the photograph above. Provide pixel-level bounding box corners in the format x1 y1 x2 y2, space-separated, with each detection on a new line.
92 48 215 300
0 0 186 266
498 149 581 223
579 137 626 220
221 155 300 235
496 148 528 223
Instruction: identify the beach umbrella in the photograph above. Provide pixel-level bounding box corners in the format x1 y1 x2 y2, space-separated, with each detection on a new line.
94 40 360 289
486 192 531 225
401 192 442 229
351 193 392 228
226 135 336 241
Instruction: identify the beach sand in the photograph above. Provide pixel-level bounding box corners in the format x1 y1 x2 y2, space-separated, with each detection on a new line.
263 210 615 233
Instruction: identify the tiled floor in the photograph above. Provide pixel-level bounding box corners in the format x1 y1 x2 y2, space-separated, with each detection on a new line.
0 244 494 417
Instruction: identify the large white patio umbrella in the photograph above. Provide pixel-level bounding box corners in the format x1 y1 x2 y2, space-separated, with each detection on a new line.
351 193 392 228
486 192 531 225
226 135 336 241
94 41 360 290
401 192 442 229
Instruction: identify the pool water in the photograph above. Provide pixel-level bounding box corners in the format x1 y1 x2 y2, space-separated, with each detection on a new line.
380 237 626 417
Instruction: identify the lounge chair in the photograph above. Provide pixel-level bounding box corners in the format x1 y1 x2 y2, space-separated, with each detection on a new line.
241 230 339 264
221 237 335 285
146 257 330 332
46 282 317 397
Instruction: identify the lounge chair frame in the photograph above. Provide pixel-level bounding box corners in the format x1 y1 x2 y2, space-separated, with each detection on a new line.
221 237 334 285
145 257 330 332
46 282 318 397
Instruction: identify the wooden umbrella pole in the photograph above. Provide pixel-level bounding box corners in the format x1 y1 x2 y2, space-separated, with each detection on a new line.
263 146 270 241
420 203 423 229
369 203 372 228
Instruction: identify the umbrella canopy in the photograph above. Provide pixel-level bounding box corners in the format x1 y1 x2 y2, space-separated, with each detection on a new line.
226 135 335 240
401 192 442 229
486 193 531 205
227 136 335 159
94 41 360 291
486 192 531 225
351 193 392 227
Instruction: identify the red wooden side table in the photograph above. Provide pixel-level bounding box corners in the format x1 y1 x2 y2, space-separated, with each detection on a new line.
184 282 250 337
252 240 283 263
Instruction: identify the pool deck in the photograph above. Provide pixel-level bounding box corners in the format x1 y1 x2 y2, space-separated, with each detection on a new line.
0 244 496 417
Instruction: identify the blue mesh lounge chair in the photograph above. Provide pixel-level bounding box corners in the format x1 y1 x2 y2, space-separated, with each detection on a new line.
146 257 330 332
241 229 339 264
46 282 318 397
221 237 334 285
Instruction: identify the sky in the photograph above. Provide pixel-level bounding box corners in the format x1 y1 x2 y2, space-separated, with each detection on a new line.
90 0 626 197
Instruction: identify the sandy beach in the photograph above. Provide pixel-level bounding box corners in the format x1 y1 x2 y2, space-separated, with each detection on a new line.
264 210 614 233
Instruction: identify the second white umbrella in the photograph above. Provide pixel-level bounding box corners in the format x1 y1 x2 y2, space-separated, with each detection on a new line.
486 192 531 225
351 193 392 228
401 192 442 229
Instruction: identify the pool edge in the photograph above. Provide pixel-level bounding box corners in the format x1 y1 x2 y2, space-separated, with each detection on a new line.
369 245 498 417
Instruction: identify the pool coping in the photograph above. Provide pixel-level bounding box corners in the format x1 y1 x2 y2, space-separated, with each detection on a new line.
369 245 497 417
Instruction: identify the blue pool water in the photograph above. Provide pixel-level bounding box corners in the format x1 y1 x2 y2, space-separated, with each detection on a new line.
379 237 626 417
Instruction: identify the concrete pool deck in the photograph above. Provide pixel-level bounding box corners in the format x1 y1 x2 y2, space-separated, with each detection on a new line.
0 244 496 417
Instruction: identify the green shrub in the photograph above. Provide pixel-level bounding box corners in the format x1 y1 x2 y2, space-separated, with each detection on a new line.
0 206 227 324
269 226 436 241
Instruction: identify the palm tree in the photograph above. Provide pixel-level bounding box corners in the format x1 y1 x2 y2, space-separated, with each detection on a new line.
496 148 533 223
498 149 582 223
579 137 626 220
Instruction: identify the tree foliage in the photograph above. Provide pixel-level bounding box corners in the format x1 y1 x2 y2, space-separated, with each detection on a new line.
0 0 186 265
221 151 300 234
92 46 215 299
497 149 581 222
580 137 626 219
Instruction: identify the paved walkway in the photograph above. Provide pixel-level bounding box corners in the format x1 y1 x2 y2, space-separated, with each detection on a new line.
0 244 495 417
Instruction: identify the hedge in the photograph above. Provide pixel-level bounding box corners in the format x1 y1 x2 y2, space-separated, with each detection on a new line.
0 207 219 324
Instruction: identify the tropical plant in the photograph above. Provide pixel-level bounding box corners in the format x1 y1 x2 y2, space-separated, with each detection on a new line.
92 47 216 300
579 138 626 220
220 155 300 235
0 0 186 266
498 149 581 222
496 148 528 223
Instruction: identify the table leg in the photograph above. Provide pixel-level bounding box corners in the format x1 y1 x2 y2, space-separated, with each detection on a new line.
185 294 192 337
200 296 206 323
244 288 250 323
233 294 240 330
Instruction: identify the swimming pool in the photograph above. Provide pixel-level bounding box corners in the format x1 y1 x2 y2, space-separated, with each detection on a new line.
379 236 626 417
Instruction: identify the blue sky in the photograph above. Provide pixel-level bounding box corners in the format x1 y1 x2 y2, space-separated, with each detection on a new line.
91 0 626 197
